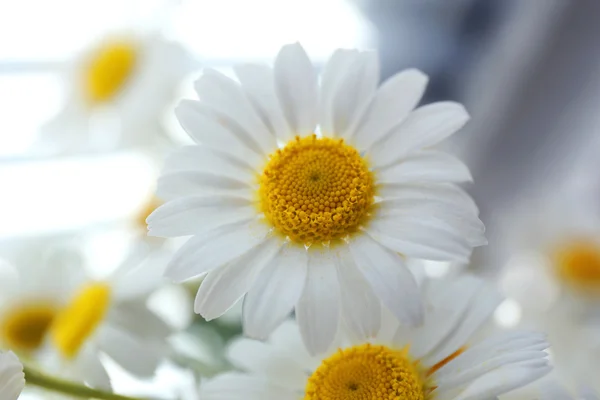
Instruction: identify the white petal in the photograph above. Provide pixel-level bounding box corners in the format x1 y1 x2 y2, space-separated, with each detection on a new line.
148 195 255 237
243 244 308 340
365 216 473 262
195 68 276 155
112 252 167 301
165 219 271 282
394 275 482 359
296 247 340 355
175 100 264 169
319 49 360 135
227 338 308 390
329 51 379 139
157 170 254 200
436 332 548 379
335 246 381 341
162 145 255 182
351 69 428 151
195 236 282 320
97 325 165 377
274 43 318 136
347 233 423 326
0 351 24 400
199 372 297 400
234 63 293 142
369 101 470 168
269 320 321 371
376 150 472 183
449 363 551 400
72 346 111 390
424 284 504 365
107 301 172 341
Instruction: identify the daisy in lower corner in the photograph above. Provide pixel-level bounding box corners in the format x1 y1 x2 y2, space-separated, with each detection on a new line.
45 248 174 390
0 351 25 400
198 275 551 400
147 42 486 353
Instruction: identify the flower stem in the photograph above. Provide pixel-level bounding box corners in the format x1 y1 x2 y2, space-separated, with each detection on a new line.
23 365 148 400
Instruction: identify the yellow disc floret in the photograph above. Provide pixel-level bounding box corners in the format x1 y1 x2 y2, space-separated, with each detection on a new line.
259 135 374 246
51 282 111 359
84 40 138 104
555 240 600 295
0 303 57 352
305 343 427 400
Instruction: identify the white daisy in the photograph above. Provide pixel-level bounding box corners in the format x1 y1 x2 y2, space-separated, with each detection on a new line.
0 351 24 400
42 31 197 151
147 42 486 354
0 255 77 356
46 249 173 390
198 275 550 400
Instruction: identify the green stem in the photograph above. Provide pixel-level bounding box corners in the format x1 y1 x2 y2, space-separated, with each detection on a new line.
24 366 148 400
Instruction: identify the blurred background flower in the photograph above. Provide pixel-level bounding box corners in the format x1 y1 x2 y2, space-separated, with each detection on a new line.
2 0 600 397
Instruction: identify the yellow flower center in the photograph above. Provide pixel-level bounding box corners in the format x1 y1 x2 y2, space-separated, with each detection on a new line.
555 240 600 295
304 344 428 400
259 135 375 246
0 303 57 352
84 40 138 104
51 282 111 359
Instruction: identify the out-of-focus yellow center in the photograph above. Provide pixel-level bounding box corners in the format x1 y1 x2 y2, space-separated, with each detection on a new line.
259 135 374 246
84 41 138 103
304 344 428 400
138 195 162 231
0 303 57 352
51 282 111 359
555 241 600 294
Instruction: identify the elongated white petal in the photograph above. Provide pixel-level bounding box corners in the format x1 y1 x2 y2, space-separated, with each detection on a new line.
147 196 255 237
296 247 339 355
274 43 318 136
97 325 165 377
369 101 470 168
195 236 282 320
227 338 308 390
424 284 504 364
234 63 293 142
329 51 379 139
348 233 423 326
157 170 253 201
108 302 172 341
448 362 551 400
365 217 473 262
195 68 276 156
351 69 428 151
0 352 24 400
319 49 360 135
162 145 255 182
394 275 482 358
164 219 271 282
376 150 472 183
199 372 298 400
335 246 381 341
72 347 111 391
175 100 264 168
243 244 308 340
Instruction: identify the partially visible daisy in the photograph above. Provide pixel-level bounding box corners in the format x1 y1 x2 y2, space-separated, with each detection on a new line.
0 351 24 400
148 42 486 353
0 255 77 356
198 275 550 400
46 248 173 390
42 32 197 151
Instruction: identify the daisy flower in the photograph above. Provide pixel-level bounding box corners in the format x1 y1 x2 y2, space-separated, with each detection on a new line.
198 275 551 400
42 32 197 151
0 351 24 400
147 43 486 353
46 249 173 389
0 256 76 356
